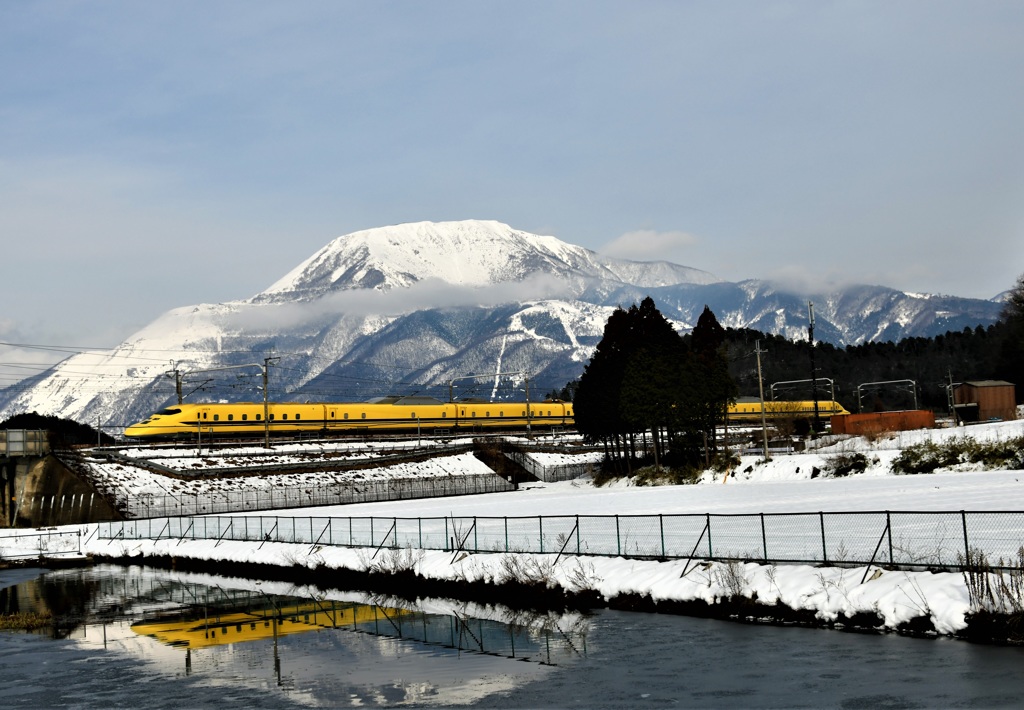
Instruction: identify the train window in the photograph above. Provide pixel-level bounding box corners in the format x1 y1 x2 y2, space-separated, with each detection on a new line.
227 414 233 421
442 412 447 418
486 411 490 417
256 413 261 421
203 412 208 420
361 413 366 419
242 414 247 421
471 411 476 418
344 413 349 420
330 411 335 418
295 413 300 420
156 408 181 416
521 410 525 416
461 409 465 416
410 412 416 418
547 410 551 416
213 414 219 421
282 413 288 420
499 410 504 417
269 414 275 421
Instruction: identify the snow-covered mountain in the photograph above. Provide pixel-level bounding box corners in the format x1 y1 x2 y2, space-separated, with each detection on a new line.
0 220 1002 429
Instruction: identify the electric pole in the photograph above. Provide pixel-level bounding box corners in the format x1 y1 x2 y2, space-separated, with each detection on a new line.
263 356 279 448
166 364 183 405
756 340 771 461
808 301 821 436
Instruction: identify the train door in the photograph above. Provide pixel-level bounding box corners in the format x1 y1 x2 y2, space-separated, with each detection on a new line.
197 407 213 446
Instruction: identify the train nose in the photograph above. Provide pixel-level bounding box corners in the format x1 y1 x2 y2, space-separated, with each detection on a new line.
124 421 149 438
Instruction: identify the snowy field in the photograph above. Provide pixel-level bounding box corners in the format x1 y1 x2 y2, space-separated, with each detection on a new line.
8 415 1024 640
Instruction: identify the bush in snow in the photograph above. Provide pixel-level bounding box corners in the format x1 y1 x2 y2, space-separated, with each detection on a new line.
822 452 871 477
891 436 1024 474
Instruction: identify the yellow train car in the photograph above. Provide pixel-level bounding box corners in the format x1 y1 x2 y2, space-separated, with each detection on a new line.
132 600 409 649
726 398 850 423
124 396 575 440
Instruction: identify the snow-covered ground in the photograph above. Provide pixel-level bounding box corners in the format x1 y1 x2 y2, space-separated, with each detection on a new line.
9 415 1024 639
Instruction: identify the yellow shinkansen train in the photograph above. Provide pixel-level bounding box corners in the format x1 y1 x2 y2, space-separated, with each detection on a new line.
124 395 574 440
133 601 409 649
726 398 850 422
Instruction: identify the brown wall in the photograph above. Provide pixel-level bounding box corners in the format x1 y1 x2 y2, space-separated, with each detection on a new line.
831 410 936 436
954 384 1017 421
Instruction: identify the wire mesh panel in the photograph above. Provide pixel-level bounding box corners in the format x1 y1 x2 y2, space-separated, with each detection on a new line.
473 517 509 553
659 515 711 559
706 515 767 561
964 512 1024 567
537 516 581 556
886 512 963 568
820 512 891 565
761 513 829 564
504 517 542 553
576 516 620 556
615 515 666 558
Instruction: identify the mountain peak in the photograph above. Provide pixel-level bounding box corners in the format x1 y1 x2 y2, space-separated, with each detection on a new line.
254 220 718 302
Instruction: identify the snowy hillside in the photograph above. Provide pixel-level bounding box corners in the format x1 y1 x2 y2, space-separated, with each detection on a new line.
0 219 1001 428
255 220 720 301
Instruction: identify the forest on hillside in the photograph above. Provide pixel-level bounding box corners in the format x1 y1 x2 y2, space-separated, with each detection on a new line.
717 323 1016 414
556 273 1024 416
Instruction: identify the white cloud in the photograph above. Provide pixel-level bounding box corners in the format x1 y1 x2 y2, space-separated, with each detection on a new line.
225 273 577 332
598 230 699 263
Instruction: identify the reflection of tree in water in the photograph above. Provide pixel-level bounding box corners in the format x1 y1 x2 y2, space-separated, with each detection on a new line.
0 569 103 638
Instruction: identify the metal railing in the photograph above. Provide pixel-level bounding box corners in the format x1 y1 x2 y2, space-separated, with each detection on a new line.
504 449 596 482
96 509 1024 572
114 473 515 519
0 529 82 559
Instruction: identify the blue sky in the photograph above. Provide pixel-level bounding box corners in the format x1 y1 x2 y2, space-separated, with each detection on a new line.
2 1 1023 380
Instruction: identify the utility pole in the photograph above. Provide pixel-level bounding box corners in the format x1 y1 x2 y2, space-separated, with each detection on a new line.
756 340 771 461
525 375 531 436
808 301 821 436
166 363 183 404
263 356 279 449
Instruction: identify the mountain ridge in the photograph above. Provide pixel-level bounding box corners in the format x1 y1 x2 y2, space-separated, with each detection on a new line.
0 220 1002 428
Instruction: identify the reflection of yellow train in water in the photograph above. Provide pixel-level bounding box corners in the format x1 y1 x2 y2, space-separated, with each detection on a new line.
132 600 409 649
125 396 574 440
727 398 850 423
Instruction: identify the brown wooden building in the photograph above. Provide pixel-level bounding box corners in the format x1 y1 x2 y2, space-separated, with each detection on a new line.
952 381 1017 422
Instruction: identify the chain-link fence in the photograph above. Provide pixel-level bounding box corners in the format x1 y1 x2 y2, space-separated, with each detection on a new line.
96 509 1024 571
0 529 82 560
504 449 596 482
115 474 515 519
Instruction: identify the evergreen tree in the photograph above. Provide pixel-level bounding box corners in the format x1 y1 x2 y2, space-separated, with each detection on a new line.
687 306 738 454
997 272 1024 391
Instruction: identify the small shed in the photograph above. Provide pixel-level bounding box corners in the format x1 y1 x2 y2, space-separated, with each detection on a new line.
952 381 1017 423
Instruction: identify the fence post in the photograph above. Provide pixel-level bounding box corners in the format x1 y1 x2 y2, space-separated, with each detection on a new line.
576 515 581 555
659 515 665 558
504 517 508 552
419 518 423 549
473 517 478 552
706 513 713 559
539 516 544 554
886 511 894 564
820 512 827 563
761 513 768 562
961 510 970 562
615 515 621 556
